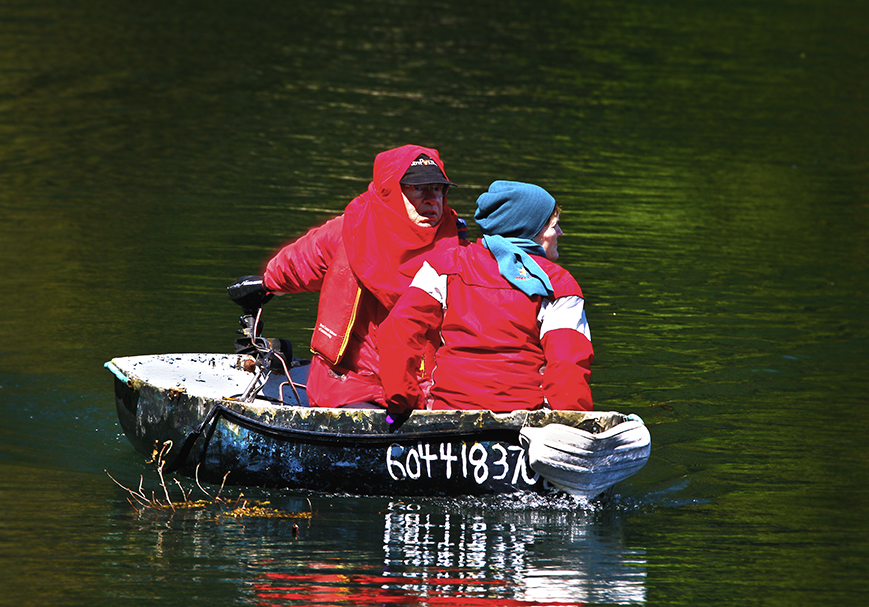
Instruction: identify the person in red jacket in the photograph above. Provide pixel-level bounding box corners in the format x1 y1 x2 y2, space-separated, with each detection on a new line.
252 145 464 408
379 180 594 414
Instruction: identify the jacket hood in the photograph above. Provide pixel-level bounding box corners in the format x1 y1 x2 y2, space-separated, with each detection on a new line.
343 145 460 308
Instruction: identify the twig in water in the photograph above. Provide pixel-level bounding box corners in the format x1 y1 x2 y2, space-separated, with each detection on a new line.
108 450 312 520
195 463 216 501
106 470 152 511
154 441 175 511
173 478 191 503
216 471 231 502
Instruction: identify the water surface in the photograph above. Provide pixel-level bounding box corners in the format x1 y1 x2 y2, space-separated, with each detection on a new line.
1 0 867 605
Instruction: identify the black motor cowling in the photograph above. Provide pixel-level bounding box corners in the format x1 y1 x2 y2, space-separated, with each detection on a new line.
227 275 274 315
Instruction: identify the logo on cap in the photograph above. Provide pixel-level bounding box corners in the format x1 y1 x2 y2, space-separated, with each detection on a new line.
409 156 439 167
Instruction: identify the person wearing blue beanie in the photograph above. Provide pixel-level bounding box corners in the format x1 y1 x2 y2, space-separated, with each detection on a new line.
475 180 556 239
379 180 593 416
474 180 560 298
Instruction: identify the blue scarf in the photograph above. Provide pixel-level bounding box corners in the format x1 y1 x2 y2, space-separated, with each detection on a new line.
474 180 557 298
482 235 554 298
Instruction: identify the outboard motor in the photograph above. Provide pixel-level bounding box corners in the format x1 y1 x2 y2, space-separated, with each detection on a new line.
228 275 273 323
227 275 292 371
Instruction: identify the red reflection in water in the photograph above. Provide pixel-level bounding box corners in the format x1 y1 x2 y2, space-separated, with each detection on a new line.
251 570 584 607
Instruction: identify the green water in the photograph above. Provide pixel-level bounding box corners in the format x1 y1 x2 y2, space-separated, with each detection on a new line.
1 0 867 605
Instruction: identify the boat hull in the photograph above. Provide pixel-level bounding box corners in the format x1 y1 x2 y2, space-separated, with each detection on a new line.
107 353 648 498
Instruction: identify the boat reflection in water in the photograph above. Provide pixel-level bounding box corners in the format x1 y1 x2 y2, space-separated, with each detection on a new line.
250 498 647 606
381 500 647 605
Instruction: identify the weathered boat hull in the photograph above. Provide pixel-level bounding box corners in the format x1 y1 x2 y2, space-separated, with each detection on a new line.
107 353 649 498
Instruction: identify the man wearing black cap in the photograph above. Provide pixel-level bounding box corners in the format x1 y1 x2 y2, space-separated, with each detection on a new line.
230 145 464 409
400 154 457 228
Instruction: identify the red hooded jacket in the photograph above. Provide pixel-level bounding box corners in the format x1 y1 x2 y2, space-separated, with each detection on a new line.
263 145 461 407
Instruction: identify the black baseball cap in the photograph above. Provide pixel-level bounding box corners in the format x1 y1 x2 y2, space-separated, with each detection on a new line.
399 154 457 186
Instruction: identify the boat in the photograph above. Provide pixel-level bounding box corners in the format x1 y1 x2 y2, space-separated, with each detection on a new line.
105 302 651 499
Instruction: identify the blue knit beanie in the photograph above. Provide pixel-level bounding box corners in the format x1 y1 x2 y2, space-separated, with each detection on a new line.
473 181 557 298
474 181 556 239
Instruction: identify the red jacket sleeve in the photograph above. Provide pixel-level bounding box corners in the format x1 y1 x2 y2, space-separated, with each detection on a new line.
537 265 594 411
263 216 343 293
541 327 594 410
378 286 444 414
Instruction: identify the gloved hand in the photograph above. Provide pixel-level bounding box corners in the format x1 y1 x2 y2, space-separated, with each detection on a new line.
227 275 274 315
386 409 412 433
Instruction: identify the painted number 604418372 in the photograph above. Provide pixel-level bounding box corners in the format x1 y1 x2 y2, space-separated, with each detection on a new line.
386 441 539 486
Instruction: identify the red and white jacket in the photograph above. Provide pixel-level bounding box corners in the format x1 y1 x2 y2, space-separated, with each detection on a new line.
379 242 594 413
